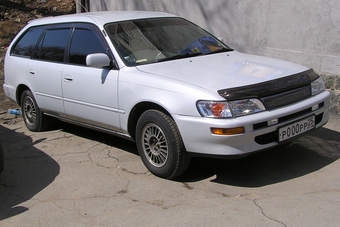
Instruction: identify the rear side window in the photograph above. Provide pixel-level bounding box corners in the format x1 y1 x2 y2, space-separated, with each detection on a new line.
34 28 71 62
11 27 44 57
69 28 107 65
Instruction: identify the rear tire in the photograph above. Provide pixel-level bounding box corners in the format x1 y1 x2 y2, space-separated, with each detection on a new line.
136 110 191 179
21 90 50 132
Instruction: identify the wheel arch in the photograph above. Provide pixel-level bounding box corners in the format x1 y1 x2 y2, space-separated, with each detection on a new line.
16 84 31 106
127 101 172 141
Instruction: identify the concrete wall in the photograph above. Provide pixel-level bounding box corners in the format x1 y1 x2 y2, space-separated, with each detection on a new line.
85 0 340 113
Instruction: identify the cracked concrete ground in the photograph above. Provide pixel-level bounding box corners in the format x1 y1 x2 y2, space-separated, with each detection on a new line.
0 113 339 227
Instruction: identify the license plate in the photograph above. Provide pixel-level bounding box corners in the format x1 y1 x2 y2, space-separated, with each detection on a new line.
278 115 315 142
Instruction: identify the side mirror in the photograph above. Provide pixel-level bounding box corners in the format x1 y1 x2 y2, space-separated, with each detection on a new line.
86 53 112 68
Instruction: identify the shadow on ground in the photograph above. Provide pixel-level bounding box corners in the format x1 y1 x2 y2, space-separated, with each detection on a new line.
0 125 60 220
178 126 340 186
59 119 340 187
61 122 139 156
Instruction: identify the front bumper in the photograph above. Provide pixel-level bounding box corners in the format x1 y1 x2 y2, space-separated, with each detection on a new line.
174 91 330 156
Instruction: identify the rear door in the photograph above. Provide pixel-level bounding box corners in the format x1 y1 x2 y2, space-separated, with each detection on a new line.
27 26 71 115
62 24 121 131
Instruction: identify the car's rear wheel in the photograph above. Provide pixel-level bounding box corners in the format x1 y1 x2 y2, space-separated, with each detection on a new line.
21 90 49 132
136 110 191 179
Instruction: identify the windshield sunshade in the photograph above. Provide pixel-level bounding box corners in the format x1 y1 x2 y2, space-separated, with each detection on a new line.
104 17 231 66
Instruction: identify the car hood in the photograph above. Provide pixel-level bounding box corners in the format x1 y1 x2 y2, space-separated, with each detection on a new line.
136 51 309 92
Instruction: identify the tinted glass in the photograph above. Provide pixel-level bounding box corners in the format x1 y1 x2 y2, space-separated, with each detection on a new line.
69 28 107 65
11 27 44 57
36 29 70 62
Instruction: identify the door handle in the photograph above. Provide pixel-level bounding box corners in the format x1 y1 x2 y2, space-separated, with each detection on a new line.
29 70 35 75
64 76 73 82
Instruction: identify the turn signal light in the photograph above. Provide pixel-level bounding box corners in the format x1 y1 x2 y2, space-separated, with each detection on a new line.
211 127 245 135
211 103 226 116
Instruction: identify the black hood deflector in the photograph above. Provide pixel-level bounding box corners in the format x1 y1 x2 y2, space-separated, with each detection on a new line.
218 69 319 101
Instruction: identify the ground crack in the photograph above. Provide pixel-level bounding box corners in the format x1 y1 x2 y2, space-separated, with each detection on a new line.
253 199 287 227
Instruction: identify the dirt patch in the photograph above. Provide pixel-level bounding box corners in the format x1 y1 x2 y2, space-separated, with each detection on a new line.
0 0 76 123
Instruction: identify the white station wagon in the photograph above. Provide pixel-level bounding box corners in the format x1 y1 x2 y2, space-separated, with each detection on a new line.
3 11 330 179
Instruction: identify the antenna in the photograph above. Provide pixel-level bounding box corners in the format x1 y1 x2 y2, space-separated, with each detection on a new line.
76 0 89 13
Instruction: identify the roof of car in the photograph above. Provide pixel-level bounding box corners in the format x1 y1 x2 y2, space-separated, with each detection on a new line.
28 11 177 27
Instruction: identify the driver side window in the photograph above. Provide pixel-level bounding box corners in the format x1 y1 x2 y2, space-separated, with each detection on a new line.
69 28 107 66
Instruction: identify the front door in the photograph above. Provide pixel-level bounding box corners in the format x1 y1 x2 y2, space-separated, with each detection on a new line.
62 25 121 132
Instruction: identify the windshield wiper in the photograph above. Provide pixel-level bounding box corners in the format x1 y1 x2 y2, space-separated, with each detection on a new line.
156 52 203 63
203 47 233 55
155 48 233 63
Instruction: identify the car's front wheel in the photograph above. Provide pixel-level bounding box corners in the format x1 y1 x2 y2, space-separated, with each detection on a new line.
136 110 191 179
21 90 50 132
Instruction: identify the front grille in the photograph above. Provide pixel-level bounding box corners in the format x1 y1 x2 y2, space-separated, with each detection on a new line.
260 85 311 110
253 102 324 130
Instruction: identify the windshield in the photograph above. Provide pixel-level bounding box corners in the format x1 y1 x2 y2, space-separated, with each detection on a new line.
104 17 232 66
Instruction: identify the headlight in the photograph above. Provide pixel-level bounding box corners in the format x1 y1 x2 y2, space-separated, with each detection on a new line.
229 98 266 117
311 77 325 95
197 98 266 118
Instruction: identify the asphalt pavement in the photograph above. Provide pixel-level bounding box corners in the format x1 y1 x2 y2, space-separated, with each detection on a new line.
0 112 339 227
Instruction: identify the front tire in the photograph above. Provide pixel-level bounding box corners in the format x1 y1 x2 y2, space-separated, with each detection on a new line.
136 110 190 179
21 90 49 132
